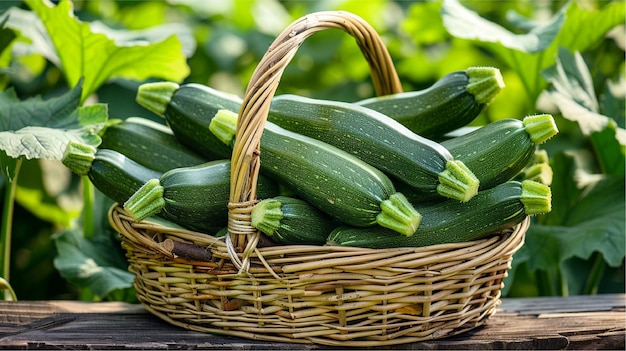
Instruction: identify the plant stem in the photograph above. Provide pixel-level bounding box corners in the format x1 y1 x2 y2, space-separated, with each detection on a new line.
541 267 568 296
0 277 17 301
583 253 606 295
1 157 22 300
82 177 95 239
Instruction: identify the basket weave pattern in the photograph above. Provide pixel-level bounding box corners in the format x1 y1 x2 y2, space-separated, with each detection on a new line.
110 10 529 347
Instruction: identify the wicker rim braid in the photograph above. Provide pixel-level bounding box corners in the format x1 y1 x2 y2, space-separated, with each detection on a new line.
109 11 530 346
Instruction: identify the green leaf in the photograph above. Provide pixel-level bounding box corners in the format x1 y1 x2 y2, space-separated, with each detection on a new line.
590 121 626 177
441 0 623 105
0 81 107 160
88 21 196 58
541 151 584 226
520 151 625 271
2 6 59 66
24 0 190 102
601 79 625 125
556 1 626 53
52 229 134 298
543 48 626 170
543 47 599 112
441 0 564 53
441 0 565 102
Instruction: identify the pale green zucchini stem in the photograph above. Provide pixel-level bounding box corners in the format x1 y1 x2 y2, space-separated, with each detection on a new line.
520 180 552 215
466 66 506 105
61 141 97 176
532 149 550 164
123 179 166 222
376 193 421 236
436 160 480 202
523 114 559 144
136 82 180 117
250 198 284 236
210 110 239 147
522 163 553 186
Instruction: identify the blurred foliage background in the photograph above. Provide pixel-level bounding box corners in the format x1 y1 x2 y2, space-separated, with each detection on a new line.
0 0 624 301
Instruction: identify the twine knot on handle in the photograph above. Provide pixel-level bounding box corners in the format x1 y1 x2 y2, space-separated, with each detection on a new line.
226 11 402 273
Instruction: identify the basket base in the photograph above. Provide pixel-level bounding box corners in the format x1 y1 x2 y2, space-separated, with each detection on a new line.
111 201 528 346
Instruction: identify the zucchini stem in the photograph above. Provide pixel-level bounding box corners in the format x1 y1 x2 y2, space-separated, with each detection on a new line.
522 114 559 144
250 198 284 237
210 110 239 147
123 179 166 222
376 193 421 236
437 160 480 202
466 66 506 105
136 82 180 117
520 180 552 215
61 141 97 176
522 163 553 186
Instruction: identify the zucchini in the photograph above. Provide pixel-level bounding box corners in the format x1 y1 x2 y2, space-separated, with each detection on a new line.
99 117 209 173
211 109 422 236
136 82 242 159
123 160 280 234
355 67 505 139
441 114 558 190
251 196 341 245
267 94 480 202
327 180 551 249
61 141 162 204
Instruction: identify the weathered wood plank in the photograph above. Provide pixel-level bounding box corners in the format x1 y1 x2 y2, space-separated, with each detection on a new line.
0 294 624 350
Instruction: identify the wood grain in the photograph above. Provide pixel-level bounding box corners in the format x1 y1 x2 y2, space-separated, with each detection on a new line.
1 294 624 350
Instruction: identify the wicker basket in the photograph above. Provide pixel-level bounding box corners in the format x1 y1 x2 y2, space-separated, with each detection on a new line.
109 10 529 347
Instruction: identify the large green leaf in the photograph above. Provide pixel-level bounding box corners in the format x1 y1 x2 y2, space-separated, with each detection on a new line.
23 0 190 102
519 151 625 270
556 0 626 53
441 0 563 53
543 48 626 136
2 6 58 66
0 81 107 160
52 228 134 298
441 0 565 102
543 48 626 174
441 0 623 104
590 121 626 177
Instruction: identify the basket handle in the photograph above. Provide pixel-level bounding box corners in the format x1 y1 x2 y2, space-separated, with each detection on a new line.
227 11 402 271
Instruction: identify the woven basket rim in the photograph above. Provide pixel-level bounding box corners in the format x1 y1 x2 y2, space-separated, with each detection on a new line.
110 203 528 270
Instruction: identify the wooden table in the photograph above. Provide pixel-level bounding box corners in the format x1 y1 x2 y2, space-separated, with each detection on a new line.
1 294 624 350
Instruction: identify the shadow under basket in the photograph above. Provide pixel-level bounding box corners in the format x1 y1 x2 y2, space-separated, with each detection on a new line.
110 204 528 347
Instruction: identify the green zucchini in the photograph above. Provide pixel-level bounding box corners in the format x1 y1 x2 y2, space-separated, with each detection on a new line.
267 94 480 202
136 82 242 159
99 117 209 173
251 196 341 245
440 114 558 190
327 180 551 249
210 109 422 236
123 159 280 234
62 141 162 204
355 67 504 139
